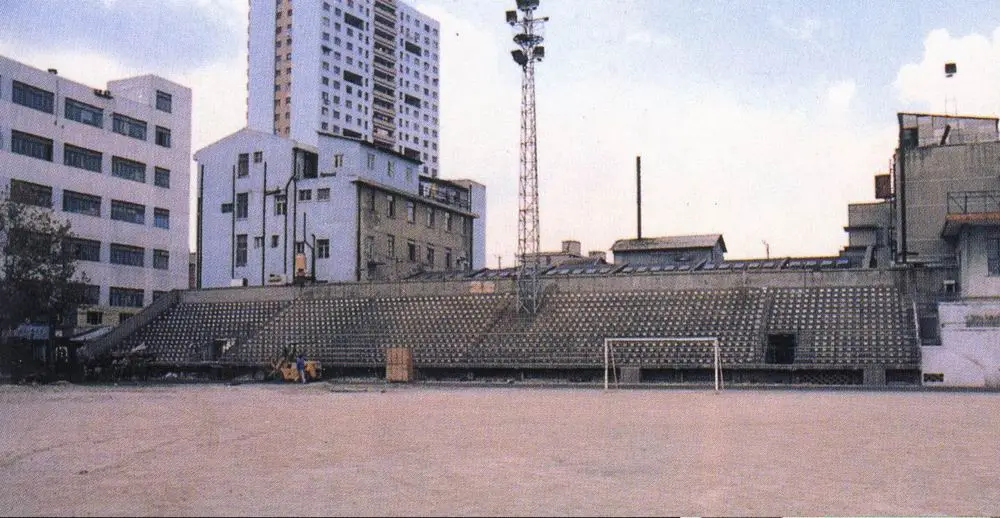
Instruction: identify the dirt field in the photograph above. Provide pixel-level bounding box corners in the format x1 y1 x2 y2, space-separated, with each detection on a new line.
1 383 999 516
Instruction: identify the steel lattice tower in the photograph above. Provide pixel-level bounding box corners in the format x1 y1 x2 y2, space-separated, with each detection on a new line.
506 0 548 314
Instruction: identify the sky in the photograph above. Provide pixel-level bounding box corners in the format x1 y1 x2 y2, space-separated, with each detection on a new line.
2 0 1000 265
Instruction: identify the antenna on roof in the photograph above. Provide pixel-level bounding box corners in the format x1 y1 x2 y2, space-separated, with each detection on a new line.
636 155 642 240
944 62 958 116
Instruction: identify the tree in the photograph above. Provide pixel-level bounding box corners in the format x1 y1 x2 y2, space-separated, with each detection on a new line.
0 186 89 334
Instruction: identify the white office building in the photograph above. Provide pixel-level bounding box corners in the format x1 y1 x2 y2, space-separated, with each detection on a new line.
195 128 484 288
247 0 442 177
0 55 191 328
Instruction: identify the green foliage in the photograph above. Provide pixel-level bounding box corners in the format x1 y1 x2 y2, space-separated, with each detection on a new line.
0 187 89 332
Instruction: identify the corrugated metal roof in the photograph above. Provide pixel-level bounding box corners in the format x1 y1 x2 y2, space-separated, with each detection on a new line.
611 234 726 253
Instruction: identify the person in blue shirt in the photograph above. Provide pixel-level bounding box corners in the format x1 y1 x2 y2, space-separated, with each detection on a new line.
295 354 307 384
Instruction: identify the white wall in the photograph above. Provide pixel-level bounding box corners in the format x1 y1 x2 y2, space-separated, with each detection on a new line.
922 300 1000 388
0 55 191 319
197 129 433 286
247 0 277 133
958 227 1000 298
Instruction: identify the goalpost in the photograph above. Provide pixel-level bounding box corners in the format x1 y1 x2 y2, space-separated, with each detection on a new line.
603 337 723 392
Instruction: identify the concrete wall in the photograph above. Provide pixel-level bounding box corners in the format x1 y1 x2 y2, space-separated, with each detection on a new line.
922 300 1000 388
357 183 472 281
895 141 1000 265
180 266 920 305
0 55 191 327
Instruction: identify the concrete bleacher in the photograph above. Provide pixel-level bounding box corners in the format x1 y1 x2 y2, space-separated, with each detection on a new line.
112 301 289 363
94 268 921 383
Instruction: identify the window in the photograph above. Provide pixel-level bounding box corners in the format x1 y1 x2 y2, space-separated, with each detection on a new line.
153 249 170 270
298 189 312 201
406 201 415 223
235 234 248 266
155 126 171 148
387 161 394 177
294 148 319 178
333 154 344 167
386 195 396 218
11 130 53 161
294 242 305 254
112 113 147 140
367 152 375 169
80 285 101 305
405 166 414 182
235 192 249 219
9 179 52 208
64 98 104 128
444 212 453 232
152 290 168 302
66 238 101 262
425 206 435 228
426 246 434 267
110 244 144 267
154 167 171 188
317 238 330 259
445 249 452 269
86 311 103 325
407 241 417 261
274 194 287 215
221 203 233 214
12 81 54 113
317 188 331 201
156 90 172 113
367 191 376 212
253 236 264 249
109 287 144 308
271 235 279 248
111 156 146 183
387 235 395 259
63 144 102 172
110 200 145 225
459 215 466 235
63 190 101 217
154 208 170 229
253 151 263 163
988 236 1000 276
238 153 250 177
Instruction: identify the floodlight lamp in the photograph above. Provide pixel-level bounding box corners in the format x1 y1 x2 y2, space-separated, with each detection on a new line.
533 45 545 60
511 49 528 66
505 10 517 24
944 62 957 77
516 0 540 12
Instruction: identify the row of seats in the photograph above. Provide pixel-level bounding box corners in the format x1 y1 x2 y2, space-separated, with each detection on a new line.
111 286 918 369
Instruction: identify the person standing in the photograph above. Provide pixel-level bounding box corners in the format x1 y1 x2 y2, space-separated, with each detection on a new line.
296 354 307 384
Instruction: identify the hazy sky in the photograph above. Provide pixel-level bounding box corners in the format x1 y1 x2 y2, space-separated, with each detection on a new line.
2 0 1000 265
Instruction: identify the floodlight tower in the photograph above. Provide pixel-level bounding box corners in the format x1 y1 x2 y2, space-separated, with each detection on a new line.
506 0 548 315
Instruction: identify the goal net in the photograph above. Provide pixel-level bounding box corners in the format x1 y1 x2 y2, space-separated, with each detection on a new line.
603 337 723 391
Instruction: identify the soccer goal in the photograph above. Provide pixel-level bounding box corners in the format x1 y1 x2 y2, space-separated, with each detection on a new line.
603 337 723 392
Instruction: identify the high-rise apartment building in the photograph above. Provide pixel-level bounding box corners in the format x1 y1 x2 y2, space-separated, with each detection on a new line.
248 0 442 177
0 55 192 329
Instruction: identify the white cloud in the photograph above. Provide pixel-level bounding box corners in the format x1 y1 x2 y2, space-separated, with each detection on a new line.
770 15 825 41
625 31 676 49
895 27 1000 116
826 79 856 113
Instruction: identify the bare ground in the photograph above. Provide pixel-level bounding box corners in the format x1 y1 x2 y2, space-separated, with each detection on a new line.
1 383 998 516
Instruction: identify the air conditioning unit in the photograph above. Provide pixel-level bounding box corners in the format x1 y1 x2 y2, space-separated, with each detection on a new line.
229 278 248 287
267 273 287 285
